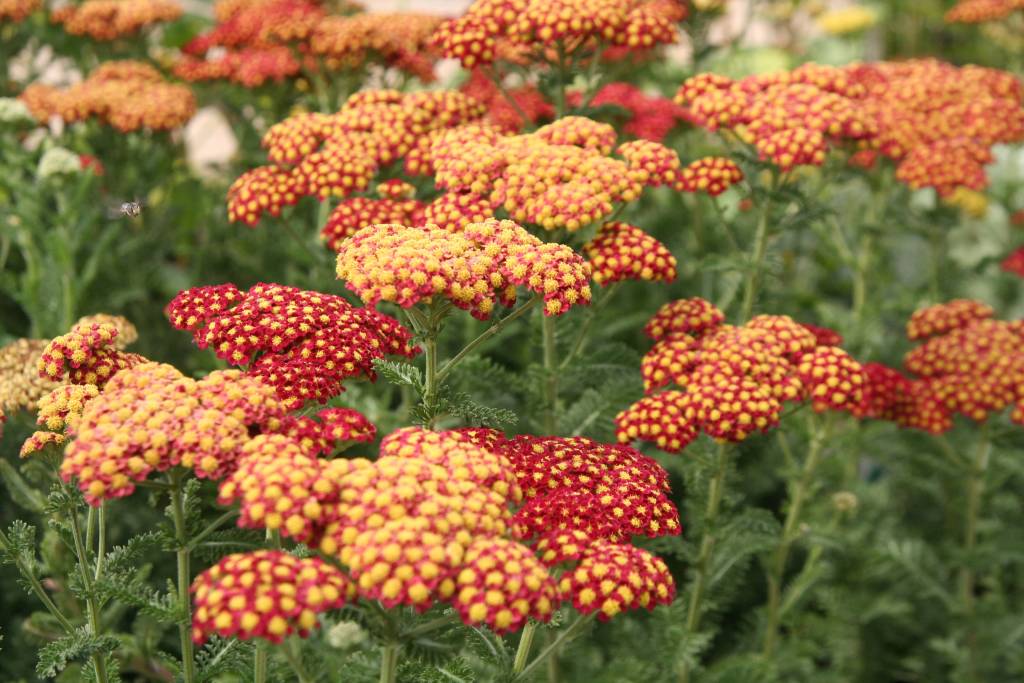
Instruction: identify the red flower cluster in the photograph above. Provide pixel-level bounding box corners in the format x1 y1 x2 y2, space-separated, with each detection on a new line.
432 0 681 69
617 300 866 452
577 82 686 142
460 68 554 133
166 283 417 407
192 550 353 644
50 0 180 40
335 218 592 318
20 61 196 132
37 321 145 388
583 221 677 285
280 407 376 456
1001 247 1024 277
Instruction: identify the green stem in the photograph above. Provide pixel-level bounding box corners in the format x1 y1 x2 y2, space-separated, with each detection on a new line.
512 621 539 673
423 332 439 430
170 473 196 683
541 312 559 434
436 296 542 383
254 642 268 683
379 642 399 683
740 188 773 323
679 442 730 683
284 637 314 683
852 233 872 330
513 613 596 682
560 283 622 370
68 505 109 683
960 426 991 682
280 213 318 263
762 414 832 656
554 42 568 118
0 527 74 631
401 613 460 639
93 503 106 582
186 510 239 550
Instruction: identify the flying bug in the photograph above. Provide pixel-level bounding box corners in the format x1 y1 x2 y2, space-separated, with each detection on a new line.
107 198 145 219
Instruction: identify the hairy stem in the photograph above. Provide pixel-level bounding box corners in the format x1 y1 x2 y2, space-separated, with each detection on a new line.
284 637 314 683
94 503 106 582
679 442 730 683
170 474 196 683
763 414 832 655
423 332 439 430
254 641 268 683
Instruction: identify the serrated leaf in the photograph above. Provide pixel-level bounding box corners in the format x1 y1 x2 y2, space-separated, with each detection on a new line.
35 626 120 678
373 358 423 390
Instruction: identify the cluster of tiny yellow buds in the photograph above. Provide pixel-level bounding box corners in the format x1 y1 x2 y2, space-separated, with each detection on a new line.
280 407 376 456
320 197 424 252
20 61 196 132
38 322 146 388
945 0 1024 23
60 363 287 504
747 314 819 358
376 179 417 199
686 374 783 442
616 140 681 187
218 434 337 543
36 384 99 433
452 537 558 632
1 338 57 413
675 156 744 195
559 540 674 620
50 0 181 40
422 192 496 233
20 430 66 458
906 299 994 340
535 117 618 155
795 346 866 413
191 550 353 645
262 112 333 165
335 219 592 319
0 0 39 22
583 221 677 285
74 314 138 348
228 166 303 226
522 181 613 232
644 297 725 341
431 15 497 68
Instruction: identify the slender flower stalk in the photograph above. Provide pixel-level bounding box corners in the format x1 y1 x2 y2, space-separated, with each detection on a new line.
679 442 731 683
739 178 776 323
0 527 75 632
960 425 992 682
513 621 539 673
762 413 833 655
379 642 399 683
67 501 109 683
513 613 596 682
541 313 559 434
169 472 196 683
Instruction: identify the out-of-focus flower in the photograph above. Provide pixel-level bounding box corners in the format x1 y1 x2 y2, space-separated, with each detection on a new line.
906 299 994 340
0 97 34 125
50 0 181 40
583 221 677 285
74 314 137 347
619 298 865 452
676 156 744 195
320 197 424 251
0 0 39 22
37 147 83 179
816 5 879 34
569 82 685 143
191 550 353 644
20 61 196 132
946 0 1024 23
1 339 58 413
335 219 592 318
167 283 417 407
460 68 554 133
943 186 989 217
1001 247 1024 277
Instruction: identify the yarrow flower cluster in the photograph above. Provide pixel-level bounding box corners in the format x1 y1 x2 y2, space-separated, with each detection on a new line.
945 0 1024 23
227 89 485 226
166 282 417 406
431 0 682 70
175 0 440 88
1 338 57 414
0 0 39 23
857 300 1024 432
50 0 181 40
37 320 145 388
677 59 1024 195
20 61 196 132
616 298 865 452
583 221 676 285
53 362 287 503
336 218 592 318
573 82 686 143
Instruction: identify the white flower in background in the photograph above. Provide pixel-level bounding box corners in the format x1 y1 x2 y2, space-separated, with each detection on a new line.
0 98 34 126
37 146 81 179
325 620 367 650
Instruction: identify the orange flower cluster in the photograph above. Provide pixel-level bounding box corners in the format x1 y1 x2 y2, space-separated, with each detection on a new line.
336 218 592 318
432 0 681 69
945 0 1024 23
617 300 866 452
0 0 39 22
677 60 1024 194
906 298 993 340
166 283 417 406
56 362 286 504
228 89 485 227
583 221 676 285
20 61 196 132
175 0 440 87
38 321 145 388
191 550 353 644
50 0 180 40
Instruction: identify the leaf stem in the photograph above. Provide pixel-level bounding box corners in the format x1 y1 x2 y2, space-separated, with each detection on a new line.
0 526 74 631
186 510 240 551
560 283 622 370
513 613 595 682
739 178 776 322
283 637 314 683
68 503 110 683
512 621 538 673
379 642 399 683
169 472 196 683
254 641 268 683
436 296 542 383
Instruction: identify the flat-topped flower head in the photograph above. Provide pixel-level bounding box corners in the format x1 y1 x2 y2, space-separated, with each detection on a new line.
795 346 866 413
38 321 145 387
167 283 417 406
676 156 744 195
335 219 592 319
559 540 675 620
1 0 40 22
616 139 681 187
191 550 352 645
281 407 376 456
946 0 1023 23
583 221 677 285
51 0 181 40
614 390 698 453
320 196 424 251
644 297 725 341
906 299 995 340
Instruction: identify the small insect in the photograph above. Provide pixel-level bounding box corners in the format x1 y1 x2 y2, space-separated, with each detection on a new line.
106 199 145 219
